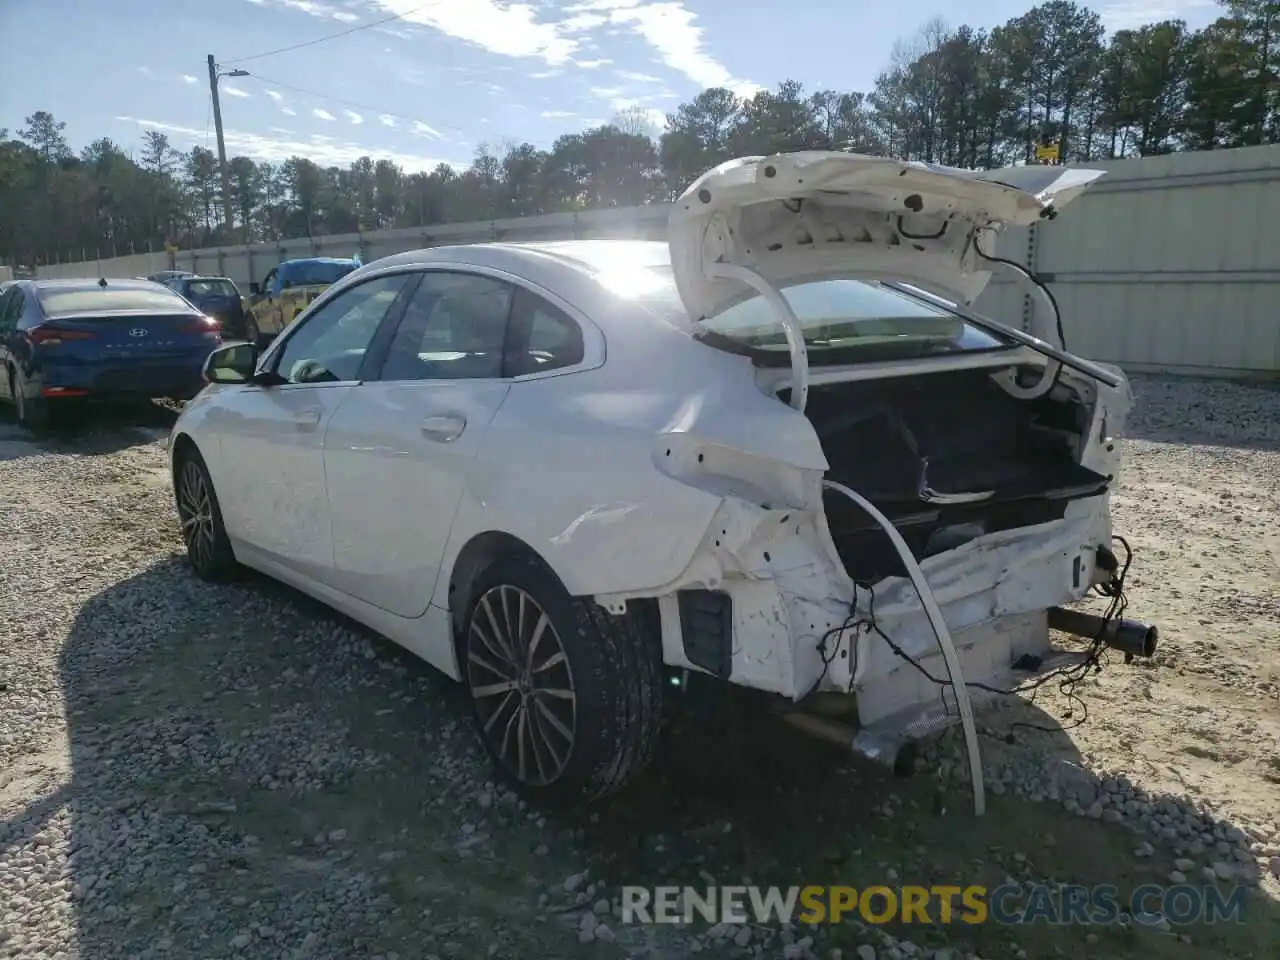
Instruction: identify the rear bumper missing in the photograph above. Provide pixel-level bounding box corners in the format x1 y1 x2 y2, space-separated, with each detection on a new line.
623 494 1150 753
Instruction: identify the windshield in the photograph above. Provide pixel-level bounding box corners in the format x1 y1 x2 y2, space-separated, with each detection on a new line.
186 279 239 299
36 284 187 316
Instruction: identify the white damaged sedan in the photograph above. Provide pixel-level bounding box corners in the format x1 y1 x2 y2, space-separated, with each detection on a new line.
169 152 1157 807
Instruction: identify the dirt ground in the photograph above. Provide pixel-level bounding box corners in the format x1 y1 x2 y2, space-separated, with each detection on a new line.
0 375 1277 960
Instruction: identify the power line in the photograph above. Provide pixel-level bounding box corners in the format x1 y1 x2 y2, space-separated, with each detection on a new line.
222 5 423 66
241 69 468 138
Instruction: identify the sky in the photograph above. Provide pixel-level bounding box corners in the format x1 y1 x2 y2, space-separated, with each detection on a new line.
0 0 1224 174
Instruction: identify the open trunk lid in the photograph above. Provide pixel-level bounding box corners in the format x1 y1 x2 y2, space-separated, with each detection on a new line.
667 152 1104 324
665 152 1116 397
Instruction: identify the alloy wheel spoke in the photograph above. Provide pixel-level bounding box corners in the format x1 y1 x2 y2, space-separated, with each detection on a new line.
467 586 577 788
471 679 519 699
480 595 519 667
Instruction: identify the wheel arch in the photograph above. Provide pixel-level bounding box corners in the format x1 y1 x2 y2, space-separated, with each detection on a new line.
445 530 556 644
169 431 202 479
442 527 661 667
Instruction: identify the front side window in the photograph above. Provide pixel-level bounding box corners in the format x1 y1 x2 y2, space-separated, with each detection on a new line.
377 272 513 381
273 274 408 384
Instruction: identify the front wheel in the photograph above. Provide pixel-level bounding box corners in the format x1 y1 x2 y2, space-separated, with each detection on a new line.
463 556 664 805
174 448 239 581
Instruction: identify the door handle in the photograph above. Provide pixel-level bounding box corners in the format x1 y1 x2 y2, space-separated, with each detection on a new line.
292 408 322 432
421 414 466 442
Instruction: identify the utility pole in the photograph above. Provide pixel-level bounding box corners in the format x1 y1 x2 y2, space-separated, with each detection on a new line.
207 54 247 241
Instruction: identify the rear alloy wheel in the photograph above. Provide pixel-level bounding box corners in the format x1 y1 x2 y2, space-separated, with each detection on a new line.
11 370 48 431
174 450 238 581
463 556 663 805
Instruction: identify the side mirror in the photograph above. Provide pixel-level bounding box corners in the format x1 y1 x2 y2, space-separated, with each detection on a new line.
203 342 259 385
248 282 261 295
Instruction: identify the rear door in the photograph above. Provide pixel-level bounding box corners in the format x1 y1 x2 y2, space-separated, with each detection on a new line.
322 270 522 621
209 273 414 583
0 288 23 397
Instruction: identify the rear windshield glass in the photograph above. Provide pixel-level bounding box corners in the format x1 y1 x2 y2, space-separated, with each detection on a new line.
186 279 239 299
603 266 1012 363
36 284 186 316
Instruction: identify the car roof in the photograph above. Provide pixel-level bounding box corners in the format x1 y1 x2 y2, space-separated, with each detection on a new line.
375 239 670 273
351 240 685 336
28 277 171 290
279 257 357 267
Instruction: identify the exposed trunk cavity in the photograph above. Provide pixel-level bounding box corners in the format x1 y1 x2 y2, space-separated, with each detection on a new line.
792 368 1107 584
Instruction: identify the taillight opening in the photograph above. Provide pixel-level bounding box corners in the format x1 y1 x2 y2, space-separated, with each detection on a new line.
182 316 221 335
30 327 95 345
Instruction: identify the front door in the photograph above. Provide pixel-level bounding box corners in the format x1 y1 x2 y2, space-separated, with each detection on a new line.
323 270 517 619
211 273 413 582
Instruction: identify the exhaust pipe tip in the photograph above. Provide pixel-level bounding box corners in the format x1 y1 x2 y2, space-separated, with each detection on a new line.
1109 620 1159 658
1047 607 1160 659
851 728 918 778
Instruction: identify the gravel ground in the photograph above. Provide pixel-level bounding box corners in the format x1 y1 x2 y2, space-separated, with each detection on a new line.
1 377 1278 960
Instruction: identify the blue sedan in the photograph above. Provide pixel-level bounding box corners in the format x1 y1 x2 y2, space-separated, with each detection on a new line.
0 277 222 429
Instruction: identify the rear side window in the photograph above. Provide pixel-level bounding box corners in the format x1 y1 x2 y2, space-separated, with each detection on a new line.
377 273 513 381
0 290 23 329
36 284 186 316
506 289 584 376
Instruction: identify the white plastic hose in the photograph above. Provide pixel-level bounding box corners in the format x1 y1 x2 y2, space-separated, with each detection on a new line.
823 479 986 816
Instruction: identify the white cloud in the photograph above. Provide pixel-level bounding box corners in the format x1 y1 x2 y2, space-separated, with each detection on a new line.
344 109 363 123
617 70 662 83
379 114 397 127
575 58 612 69
136 66 153 77
281 106 298 116
412 120 443 138
541 110 576 118
223 85 252 98
529 70 561 79
1096 0 1215 29
264 90 284 102
268 0 755 91
365 1 577 64
313 108 336 121
116 115 452 171
602 2 759 96
254 0 360 22
180 74 199 85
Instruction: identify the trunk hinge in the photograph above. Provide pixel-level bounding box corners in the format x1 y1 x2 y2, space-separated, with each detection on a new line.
703 261 810 413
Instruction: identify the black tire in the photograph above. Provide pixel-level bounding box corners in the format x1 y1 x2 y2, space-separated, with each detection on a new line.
244 314 261 348
462 555 663 805
173 446 239 582
11 368 48 431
